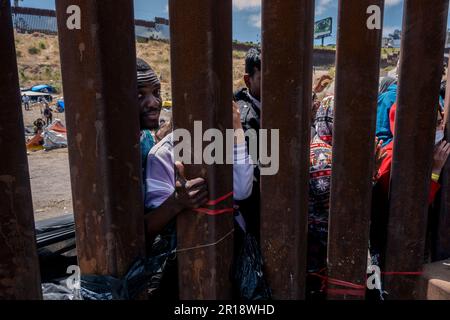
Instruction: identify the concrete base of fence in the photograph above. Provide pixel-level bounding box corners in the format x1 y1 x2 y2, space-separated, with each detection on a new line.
421 259 450 300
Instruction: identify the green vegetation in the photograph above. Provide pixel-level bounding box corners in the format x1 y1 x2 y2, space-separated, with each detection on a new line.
328 66 336 79
314 45 336 51
233 51 246 59
381 47 400 60
136 37 148 43
38 41 47 50
19 69 28 82
28 46 40 55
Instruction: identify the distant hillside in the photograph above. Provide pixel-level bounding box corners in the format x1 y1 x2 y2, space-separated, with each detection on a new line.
14 32 247 100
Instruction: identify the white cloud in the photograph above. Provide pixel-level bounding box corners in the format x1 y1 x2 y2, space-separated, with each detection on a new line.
385 0 402 7
383 26 401 37
233 0 261 11
249 13 261 28
316 0 333 16
165 4 168 13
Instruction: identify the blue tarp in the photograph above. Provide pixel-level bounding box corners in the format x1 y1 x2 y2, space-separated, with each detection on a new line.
31 84 57 93
57 99 65 112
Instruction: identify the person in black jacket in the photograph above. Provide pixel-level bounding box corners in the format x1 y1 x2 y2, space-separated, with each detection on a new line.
233 47 262 240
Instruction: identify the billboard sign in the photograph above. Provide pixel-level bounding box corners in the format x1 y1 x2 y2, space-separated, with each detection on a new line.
314 17 332 39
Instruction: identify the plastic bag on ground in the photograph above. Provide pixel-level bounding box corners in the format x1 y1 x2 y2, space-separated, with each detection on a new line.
42 282 82 300
233 233 272 300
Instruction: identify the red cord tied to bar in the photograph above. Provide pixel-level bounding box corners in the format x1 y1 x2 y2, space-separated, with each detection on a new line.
193 191 234 216
310 269 366 298
309 269 424 298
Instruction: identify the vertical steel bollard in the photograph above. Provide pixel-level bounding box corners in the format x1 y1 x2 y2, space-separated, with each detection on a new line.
169 0 234 299
327 0 384 300
384 0 449 299
260 0 315 299
0 0 42 300
55 0 145 282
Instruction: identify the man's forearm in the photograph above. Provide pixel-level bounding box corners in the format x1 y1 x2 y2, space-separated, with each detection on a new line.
144 193 184 241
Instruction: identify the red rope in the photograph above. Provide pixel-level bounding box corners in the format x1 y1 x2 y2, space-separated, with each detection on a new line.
310 270 366 297
193 192 234 216
205 192 234 206
194 208 234 216
326 288 366 297
309 269 424 298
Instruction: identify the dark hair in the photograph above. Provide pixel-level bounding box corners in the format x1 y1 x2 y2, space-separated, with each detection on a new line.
245 47 261 77
440 80 446 101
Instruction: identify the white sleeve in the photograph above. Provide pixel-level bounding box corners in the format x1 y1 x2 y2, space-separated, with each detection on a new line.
144 138 175 209
233 142 254 201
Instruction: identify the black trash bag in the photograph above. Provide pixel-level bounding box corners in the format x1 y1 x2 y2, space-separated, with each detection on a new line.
80 224 177 300
234 233 271 300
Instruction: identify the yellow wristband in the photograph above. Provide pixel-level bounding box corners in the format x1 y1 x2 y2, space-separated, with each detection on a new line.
432 173 440 182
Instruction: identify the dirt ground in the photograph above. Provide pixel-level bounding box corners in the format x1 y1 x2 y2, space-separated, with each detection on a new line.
24 102 72 221
28 148 72 221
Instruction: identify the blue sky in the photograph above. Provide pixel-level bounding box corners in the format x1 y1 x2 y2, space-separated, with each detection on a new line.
10 0 449 44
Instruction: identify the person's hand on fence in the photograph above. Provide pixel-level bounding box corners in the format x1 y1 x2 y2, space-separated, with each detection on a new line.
432 140 450 177
156 120 172 142
233 101 242 130
233 101 246 145
175 161 209 210
373 137 387 181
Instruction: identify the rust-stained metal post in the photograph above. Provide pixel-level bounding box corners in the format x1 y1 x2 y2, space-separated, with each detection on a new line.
55 1 145 280
0 0 42 300
169 0 234 299
260 0 314 299
327 0 384 300
384 0 449 299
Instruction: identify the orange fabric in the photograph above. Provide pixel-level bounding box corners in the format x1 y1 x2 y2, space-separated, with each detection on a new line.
26 134 43 151
48 121 67 134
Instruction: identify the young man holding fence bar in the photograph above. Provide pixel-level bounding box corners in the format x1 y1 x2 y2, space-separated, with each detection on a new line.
136 58 209 244
136 58 210 299
137 58 257 299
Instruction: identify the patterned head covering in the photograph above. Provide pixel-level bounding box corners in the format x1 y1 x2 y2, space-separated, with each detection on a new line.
136 58 160 88
314 95 334 145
